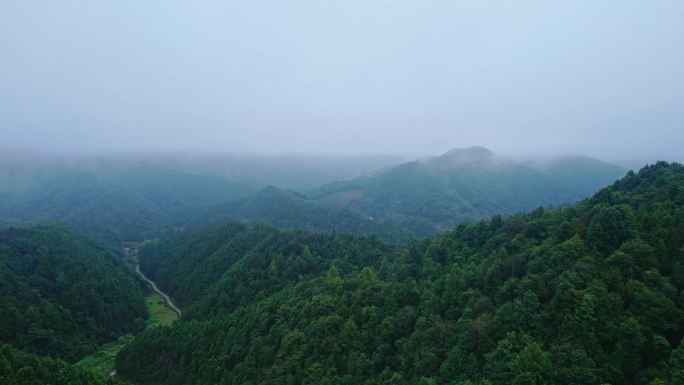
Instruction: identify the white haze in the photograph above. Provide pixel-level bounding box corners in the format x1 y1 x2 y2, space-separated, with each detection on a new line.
1 1 682 164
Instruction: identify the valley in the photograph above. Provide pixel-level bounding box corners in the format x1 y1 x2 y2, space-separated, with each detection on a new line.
72 247 181 379
3 2 681 383
1 158 682 385
75 291 179 378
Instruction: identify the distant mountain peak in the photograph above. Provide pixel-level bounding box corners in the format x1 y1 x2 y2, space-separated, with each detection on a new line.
441 146 493 158
429 146 508 169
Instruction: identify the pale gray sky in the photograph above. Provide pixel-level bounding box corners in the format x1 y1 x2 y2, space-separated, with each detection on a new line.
1 1 682 161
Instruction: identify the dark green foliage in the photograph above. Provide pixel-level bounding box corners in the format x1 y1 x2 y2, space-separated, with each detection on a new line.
116 162 684 384
0 225 147 361
0 344 127 385
137 222 392 313
671 339 684 385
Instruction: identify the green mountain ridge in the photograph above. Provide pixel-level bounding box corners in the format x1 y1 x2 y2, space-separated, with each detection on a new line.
310 147 626 236
196 185 415 243
0 149 625 245
0 159 255 243
115 162 684 384
195 147 625 242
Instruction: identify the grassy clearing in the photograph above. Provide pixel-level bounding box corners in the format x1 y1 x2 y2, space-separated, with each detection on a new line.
75 335 134 377
76 292 178 376
146 291 179 327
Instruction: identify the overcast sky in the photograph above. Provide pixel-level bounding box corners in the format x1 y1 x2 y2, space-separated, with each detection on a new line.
1 1 682 161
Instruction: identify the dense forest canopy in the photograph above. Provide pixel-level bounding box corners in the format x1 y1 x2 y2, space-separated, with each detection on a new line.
136 222 393 314
115 162 684 385
0 344 128 385
0 158 679 385
0 225 147 361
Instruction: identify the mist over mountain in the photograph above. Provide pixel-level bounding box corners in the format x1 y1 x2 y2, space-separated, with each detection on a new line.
311 146 626 236
147 152 407 191
197 185 414 243
2 1 683 384
0 147 626 244
0 156 255 243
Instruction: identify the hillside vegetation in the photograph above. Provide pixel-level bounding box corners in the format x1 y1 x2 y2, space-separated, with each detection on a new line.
311 147 625 236
197 186 414 243
117 162 683 384
0 158 254 243
0 344 128 385
0 150 624 245
198 148 625 242
0 225 147 361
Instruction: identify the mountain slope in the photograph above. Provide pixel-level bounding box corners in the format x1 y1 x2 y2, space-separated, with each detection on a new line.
117 162 683 384
0 158 255 242
0 344 127 385
136 222 393 314
0 150 623 243
197 186 414 243
528 154 627 197
311 146 625 236
0 224 147 361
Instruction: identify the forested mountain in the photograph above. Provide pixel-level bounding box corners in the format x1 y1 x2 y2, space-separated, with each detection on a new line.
0 156 254 243
116 162 684 384
0 153 402 244
528 155 627 196
311 146 625 236
197 186 414 243
0 150 624 245
0 225 147 361
136 222 392 312
0 344 127 385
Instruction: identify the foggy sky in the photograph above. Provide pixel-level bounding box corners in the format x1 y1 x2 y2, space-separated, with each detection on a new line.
1 1 683 162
